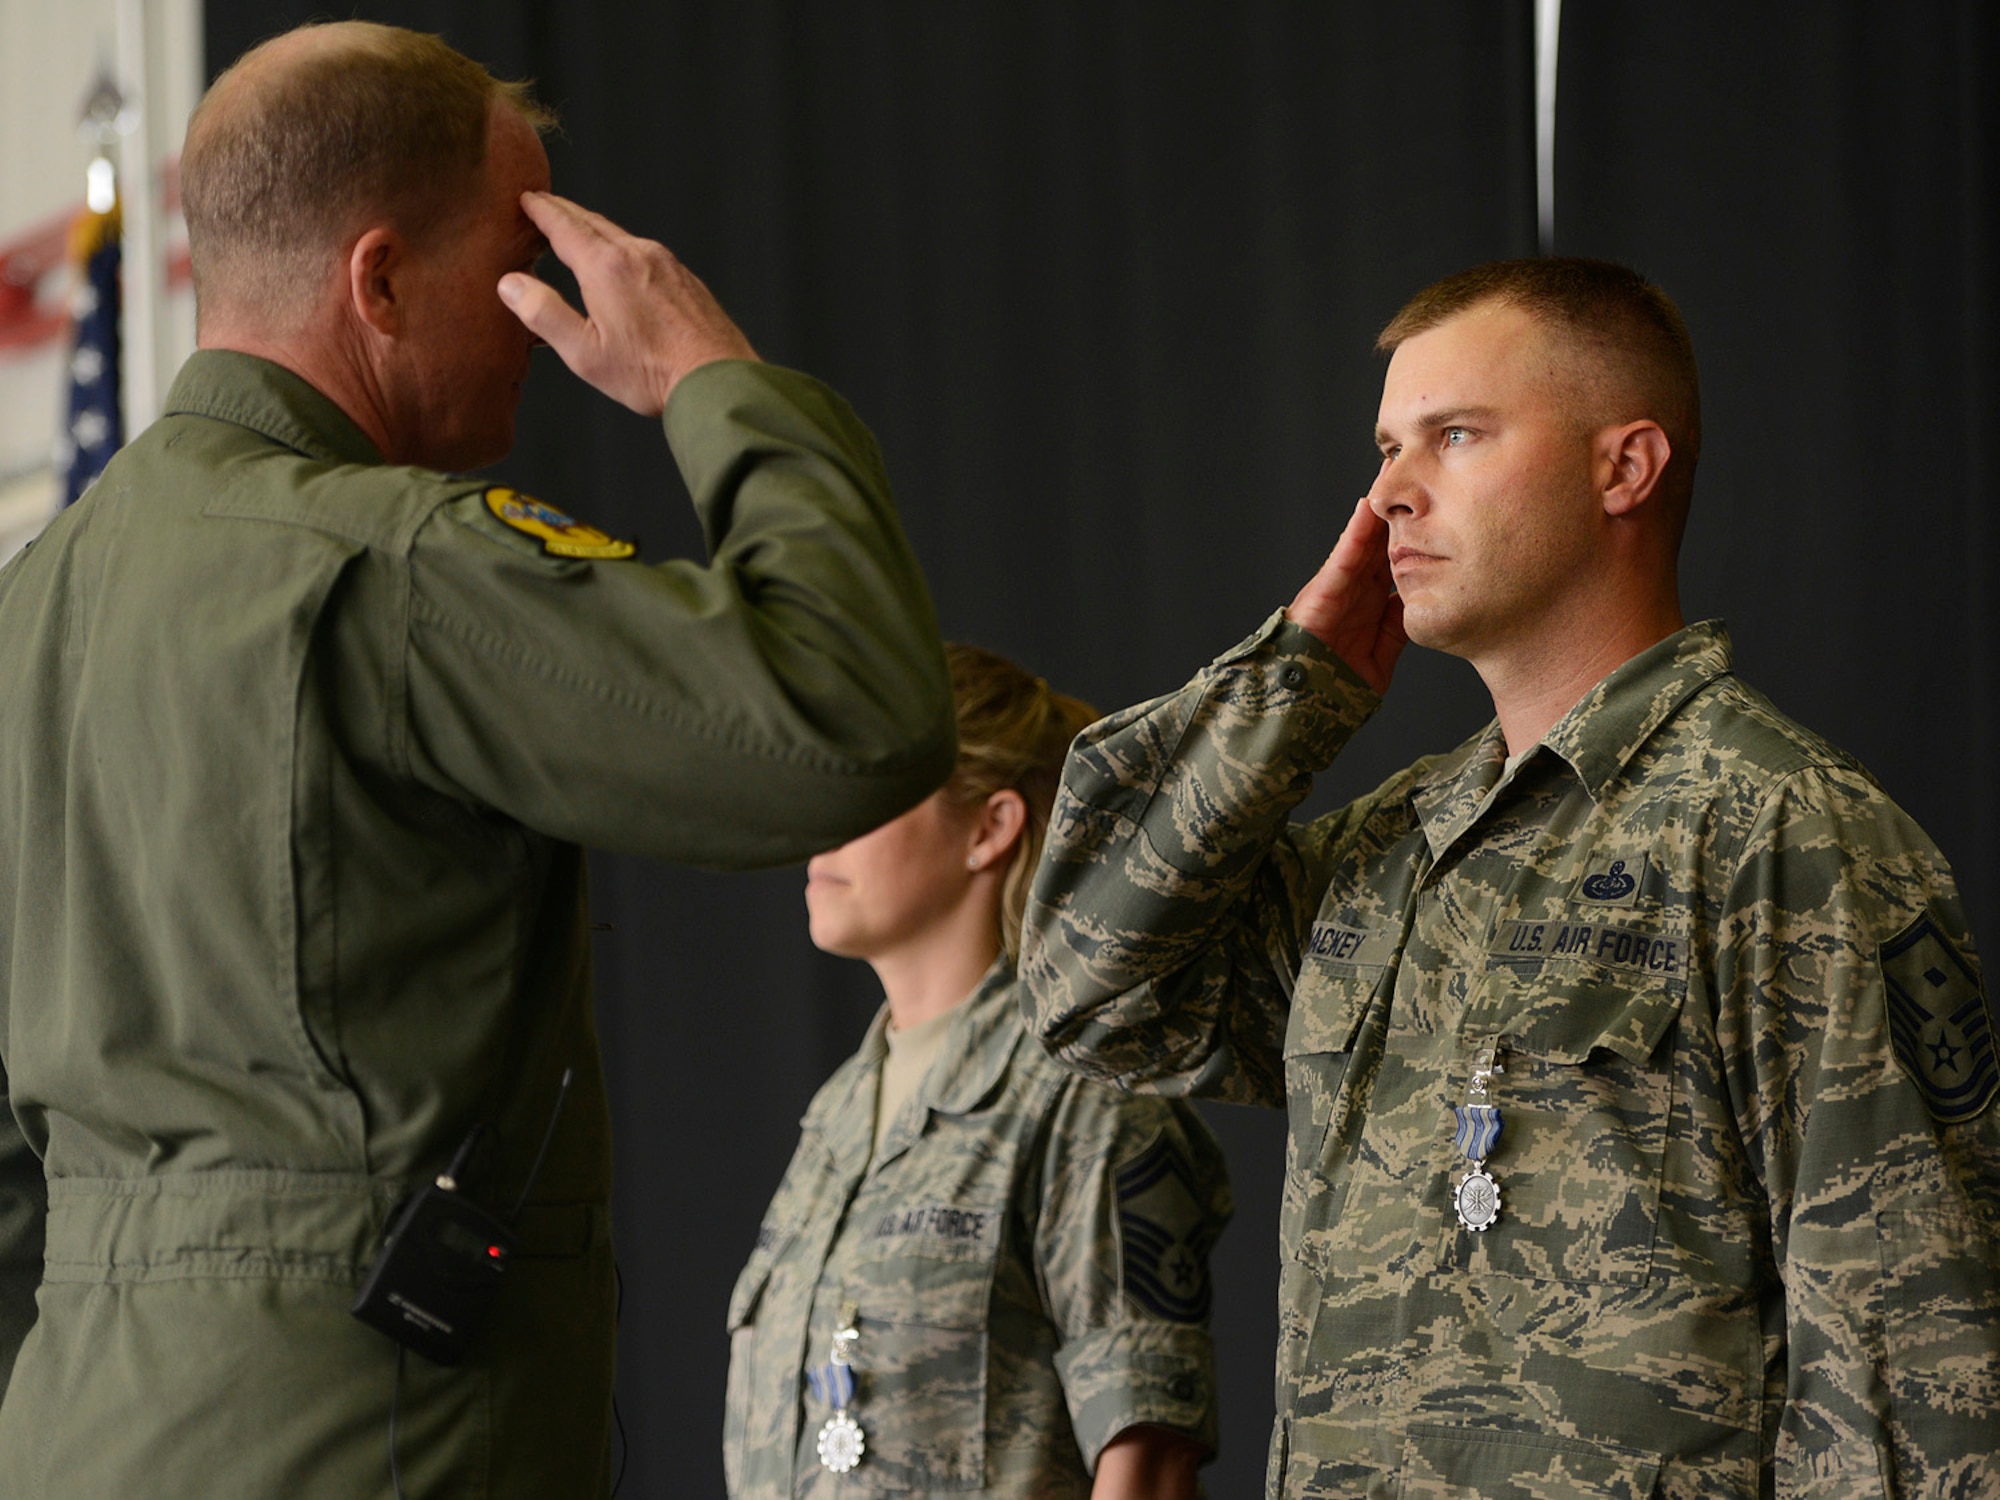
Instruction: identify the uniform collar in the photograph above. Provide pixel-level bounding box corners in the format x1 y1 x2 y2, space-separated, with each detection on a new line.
1539 621 1734 798
805 960 1022 1179
163 350 386 468
863 959 1021 1172
809 1012 890 1180
1410 621 1735 858
919 959 1022 1118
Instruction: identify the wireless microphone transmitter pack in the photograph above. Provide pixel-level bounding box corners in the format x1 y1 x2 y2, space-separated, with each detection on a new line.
352 1070 572 1368
351 1173 517 1367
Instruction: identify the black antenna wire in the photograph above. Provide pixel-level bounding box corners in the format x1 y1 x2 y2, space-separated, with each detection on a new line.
390 1346 408 1500
382 1066 575 1497
440 1123 491 1187
610 1259 628 1496
509 1066 575 1221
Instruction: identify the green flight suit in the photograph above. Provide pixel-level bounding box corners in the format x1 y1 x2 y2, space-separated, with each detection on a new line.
0 349 955 1497
1023 615 2000 1499
725 963 1230 1497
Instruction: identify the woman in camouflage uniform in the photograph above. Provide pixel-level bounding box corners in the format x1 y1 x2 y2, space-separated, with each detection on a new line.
724 644 1232 1498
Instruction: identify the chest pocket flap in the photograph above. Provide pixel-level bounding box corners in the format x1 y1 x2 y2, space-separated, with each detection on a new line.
1505 960 1685 1066
842 1204 1004 1491
1461 937 1691 1287
1283 921 1395 1245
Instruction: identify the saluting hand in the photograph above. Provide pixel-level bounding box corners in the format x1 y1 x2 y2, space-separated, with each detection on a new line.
498 191 757 418
1286 496 1407 695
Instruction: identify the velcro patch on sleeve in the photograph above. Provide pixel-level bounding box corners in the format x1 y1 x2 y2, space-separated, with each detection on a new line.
1883 911 1998 1125
1115 1131 1215 1324
485 487 636 560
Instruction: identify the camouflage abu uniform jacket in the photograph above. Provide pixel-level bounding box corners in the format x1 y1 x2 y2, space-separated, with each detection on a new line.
725 961 1230 1496
1023 614 1999 1500
0 351 954 1498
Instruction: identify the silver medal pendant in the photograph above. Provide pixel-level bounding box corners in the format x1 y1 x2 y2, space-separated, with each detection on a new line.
809 1301 866 1474
1454 1163 1502 1231
1451 1046 1507 1234
817 1410 866 1474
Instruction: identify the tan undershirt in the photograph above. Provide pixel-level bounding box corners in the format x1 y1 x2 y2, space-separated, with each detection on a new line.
872 1005 956 1156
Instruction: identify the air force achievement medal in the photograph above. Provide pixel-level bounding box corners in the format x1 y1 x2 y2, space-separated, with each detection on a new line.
807 1303 866 1474
1451 1044 1506 1232
817 1411 865 1473
1455 1164 1502 1231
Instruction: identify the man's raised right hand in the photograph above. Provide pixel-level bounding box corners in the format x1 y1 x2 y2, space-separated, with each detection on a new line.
1286 496 1407 696
498 191 757 418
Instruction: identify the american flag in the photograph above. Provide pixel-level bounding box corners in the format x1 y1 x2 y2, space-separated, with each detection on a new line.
58 204 122 507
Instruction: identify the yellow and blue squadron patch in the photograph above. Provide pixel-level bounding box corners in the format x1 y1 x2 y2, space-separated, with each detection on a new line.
485 487 636 560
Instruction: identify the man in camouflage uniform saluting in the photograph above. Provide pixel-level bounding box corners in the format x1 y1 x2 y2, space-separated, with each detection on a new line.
1022 259 1999 1498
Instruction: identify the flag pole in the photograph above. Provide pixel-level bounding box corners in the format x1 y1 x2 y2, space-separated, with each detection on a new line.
66 63 130 507
1534 0 1561 255
115 0 161 436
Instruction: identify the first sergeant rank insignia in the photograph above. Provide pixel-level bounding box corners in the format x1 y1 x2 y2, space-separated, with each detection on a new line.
485 487 637 560
1882 911 1998 1125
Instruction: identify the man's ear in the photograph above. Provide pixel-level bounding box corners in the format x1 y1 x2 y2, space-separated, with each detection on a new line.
347 227 405 337
1597 419 1672 518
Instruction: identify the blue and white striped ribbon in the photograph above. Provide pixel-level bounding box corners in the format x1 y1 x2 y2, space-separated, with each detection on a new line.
806 1361 856 1410
1452 1102 1503 1163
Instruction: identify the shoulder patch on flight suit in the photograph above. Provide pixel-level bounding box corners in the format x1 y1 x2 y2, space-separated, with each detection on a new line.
1115 1131 1214 1324
1882 911 1998 1125
484 487 636 560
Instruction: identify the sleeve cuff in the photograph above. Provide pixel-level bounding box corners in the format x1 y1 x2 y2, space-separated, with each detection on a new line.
1199 607 1382 767
1052 1320 1219 1471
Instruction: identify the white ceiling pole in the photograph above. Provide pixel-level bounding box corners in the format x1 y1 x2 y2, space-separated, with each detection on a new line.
1535 0 1561 255
115 0 161 434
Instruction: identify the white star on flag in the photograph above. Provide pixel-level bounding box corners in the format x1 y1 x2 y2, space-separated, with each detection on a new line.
71 410 110 450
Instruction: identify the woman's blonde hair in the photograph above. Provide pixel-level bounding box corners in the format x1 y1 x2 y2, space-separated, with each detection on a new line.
937 644 1096 964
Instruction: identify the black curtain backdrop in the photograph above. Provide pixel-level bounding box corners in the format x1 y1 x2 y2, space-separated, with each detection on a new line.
199 6 1998 1496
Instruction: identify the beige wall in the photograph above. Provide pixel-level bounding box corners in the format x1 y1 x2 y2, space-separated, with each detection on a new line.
1 0 202 563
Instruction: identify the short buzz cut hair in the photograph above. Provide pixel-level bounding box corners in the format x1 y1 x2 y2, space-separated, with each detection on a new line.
1379 257 1702 508
180 21 556 328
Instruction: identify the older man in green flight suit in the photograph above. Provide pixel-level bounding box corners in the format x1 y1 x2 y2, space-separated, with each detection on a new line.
0 20 953 1497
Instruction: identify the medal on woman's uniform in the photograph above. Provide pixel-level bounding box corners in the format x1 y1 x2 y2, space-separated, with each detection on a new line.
806 1301 865 1473
1452 1044 1505 1232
